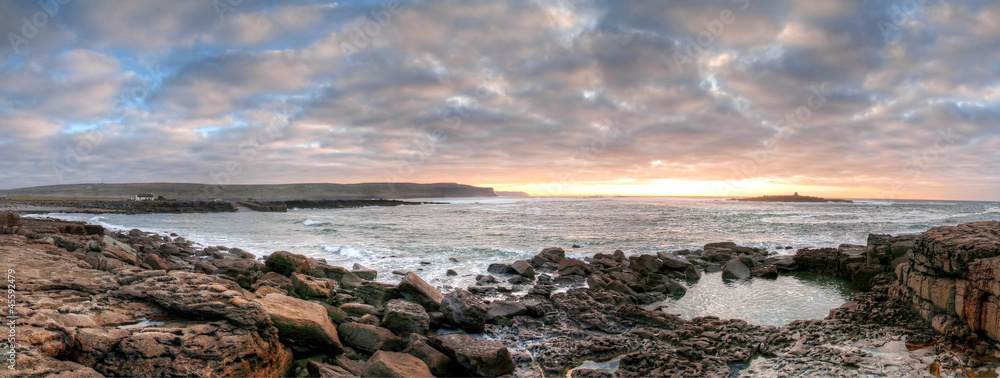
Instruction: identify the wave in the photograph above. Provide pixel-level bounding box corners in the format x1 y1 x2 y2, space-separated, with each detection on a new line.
985 207 1000 214
852 201 896 206
303 219 328 226
321 245 366 259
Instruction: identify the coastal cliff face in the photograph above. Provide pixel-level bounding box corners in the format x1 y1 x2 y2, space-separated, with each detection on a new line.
894 221 1000 343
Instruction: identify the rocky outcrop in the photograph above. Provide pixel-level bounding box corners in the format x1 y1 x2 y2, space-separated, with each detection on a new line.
894 221 1000 342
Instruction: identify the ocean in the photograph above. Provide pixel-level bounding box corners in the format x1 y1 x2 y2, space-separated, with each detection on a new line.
40 196 1000 325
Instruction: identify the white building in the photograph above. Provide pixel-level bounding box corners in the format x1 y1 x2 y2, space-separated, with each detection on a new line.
133 193 155 201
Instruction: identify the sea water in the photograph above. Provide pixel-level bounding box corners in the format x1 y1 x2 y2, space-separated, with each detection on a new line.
41 197 1000 325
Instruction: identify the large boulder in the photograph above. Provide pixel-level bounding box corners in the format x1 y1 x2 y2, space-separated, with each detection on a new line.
510 260 536 279
531 247 566 267
337 322 401 353
435 333 515 377
381 299 430 336
291 272 337 299
398 272 444 311
360 351 433 378
750 264 779 279
441 289 488 333
404 340 452 376
255 294 343 353
265 251 311 275
355 281 398 308
657 252 694 271
722 259 751 280
557 258 590 276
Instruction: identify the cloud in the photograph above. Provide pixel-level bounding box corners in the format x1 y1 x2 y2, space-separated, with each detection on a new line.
0 0 997 200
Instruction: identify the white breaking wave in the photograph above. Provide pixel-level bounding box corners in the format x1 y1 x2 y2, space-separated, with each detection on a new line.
303 219 327 226
322 245 366 259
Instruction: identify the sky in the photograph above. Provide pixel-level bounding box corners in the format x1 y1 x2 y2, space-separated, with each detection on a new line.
0 0 998 200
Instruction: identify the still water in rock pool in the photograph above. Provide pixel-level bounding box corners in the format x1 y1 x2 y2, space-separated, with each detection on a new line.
653 272 860 326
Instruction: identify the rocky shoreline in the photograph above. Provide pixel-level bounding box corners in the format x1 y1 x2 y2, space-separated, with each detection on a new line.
4 212 1000 377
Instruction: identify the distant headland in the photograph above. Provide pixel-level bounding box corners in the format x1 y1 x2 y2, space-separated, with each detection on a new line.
0 182 504 201
732 192 853 203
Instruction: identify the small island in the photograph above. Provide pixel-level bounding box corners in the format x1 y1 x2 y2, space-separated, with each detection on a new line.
733 192 853 203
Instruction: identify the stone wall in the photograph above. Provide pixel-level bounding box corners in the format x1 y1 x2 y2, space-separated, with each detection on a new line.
894 221 1000 341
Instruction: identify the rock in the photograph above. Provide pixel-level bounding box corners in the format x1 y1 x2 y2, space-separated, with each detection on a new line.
360 350 433 378
398 272 444 311
441 289 487 333
337 322 401 353
84 224 104 235
353 263 378 280
100 235 139 265
341 302 379 317
142 254 168 271
683 265 701 280
255 293 343 353
382 299 430 336
705 241 739 250
339 271 366 290
507 275 531 284
446 269 458 276
254 271 293 292
632 254 662 274
334 355 365 375
510 260 536 279
701 250 733 263
487 263 515 274
355 282 398 308
404 340 452 376
557 258 589 276
751 264 779 279
291 272 337 298
476 274 498 284
320 302 349 324
531 247 566 267
665 279 687 296
266 250 311 275
306 361 354 377
116 271 270 328
436 333 515 377
487 300 529 321
658 252 694 271
722 259 751 280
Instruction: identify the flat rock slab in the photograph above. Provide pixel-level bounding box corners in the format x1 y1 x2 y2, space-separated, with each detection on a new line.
361 351 433 378
436 333 515 377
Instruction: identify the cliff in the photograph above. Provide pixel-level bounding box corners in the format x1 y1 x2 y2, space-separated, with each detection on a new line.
894 221 1000 342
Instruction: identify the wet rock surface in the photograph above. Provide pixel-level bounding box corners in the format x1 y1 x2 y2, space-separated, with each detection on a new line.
7 213 1000 377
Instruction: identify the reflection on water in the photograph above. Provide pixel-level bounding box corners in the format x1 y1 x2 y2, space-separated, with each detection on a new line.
651 272 860 326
